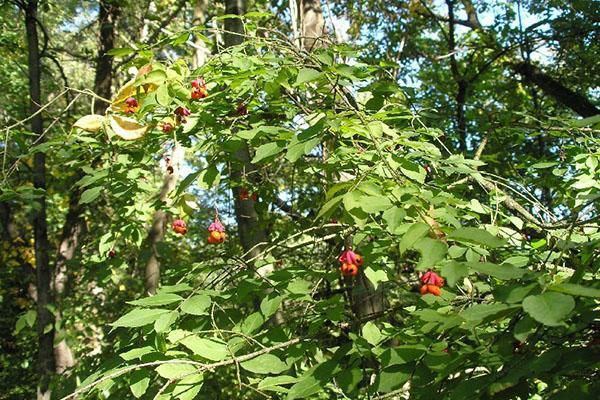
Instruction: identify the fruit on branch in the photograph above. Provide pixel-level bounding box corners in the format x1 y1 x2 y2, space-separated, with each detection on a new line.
174 107 191 123
161 122 174 133
207 216 226 244
107 249 116 258
236 102 248 116
124 97 139 114
340 262 358 276
172 219 188 235
420 270 444 296
239 187 258 201
191 77 208 100
339 249 364 277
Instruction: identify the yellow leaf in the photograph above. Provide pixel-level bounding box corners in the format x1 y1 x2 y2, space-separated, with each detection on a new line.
73 115 104 132
109 115 148 140
110 64 157 112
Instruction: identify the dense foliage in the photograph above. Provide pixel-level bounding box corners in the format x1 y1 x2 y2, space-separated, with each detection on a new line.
1 1 598 399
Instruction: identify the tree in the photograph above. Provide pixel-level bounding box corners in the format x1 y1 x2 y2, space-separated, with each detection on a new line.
1 1 599 399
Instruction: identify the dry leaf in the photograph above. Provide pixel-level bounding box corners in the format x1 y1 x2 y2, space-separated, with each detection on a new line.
108 115 147 140
73 115 104 132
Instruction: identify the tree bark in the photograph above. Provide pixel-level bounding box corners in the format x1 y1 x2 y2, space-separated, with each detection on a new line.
52 191 82 375
224 0 269 262
94 0 119 114
52 0 120 374
24 1 55 398
144 0 208 296
300 0 326 51
192 0 210 70
513 62 600 117
144 145 185 295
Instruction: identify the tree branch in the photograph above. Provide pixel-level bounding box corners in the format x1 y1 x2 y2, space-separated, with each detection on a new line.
513 62 599 117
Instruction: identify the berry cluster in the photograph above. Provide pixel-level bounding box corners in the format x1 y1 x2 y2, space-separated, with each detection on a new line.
191 78 208 100
339 249 364 277
420 270 444 296
124 97 139 114
239 187 258 201
172 219 187 235
207 217 226 244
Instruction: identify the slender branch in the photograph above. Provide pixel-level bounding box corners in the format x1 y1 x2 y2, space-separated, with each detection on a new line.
60 338 301 400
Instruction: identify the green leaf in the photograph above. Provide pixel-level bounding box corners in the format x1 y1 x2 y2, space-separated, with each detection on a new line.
158 284 192 293
460 303 518 322
107 47 135 57
287 279 311 295
258 375 298 391
440 262 468 287
79 186 102 204
156 85 170 106
154 311 178 333
522 292 575 326
252 142 285 163
361 321 383 346
180 294 211 316
295 68 322 85
379 345 427 366
364 266 388 290
548 283 600 298
399 223 430 254
316 194 343 219
180 336 229 361
241 354 288 374
128 293 183 307
199 166 220 189
155 363 198 379
287 361 336 400
172 32 190 46
382 207 406 234
111 308 170 328
360 195 393 213
448 227 506 248
514 315 537 342
241 312 264 334
120 346 155 361
172 373 203 400
413 238 447 270
260 295 282 318
467 262 525 280
129 370 150 398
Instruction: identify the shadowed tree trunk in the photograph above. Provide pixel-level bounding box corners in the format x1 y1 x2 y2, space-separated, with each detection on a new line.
294 0 383 320
24 1 55 398
94 0 119 114
53 0 120 374
513 62 600 117
224 0 270 264
300 0 326 51
192 0 210 69
144 145 185 295
144 1 209 295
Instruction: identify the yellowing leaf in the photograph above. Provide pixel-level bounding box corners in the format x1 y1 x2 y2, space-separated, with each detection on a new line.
73 115 104 132
109 115 148 140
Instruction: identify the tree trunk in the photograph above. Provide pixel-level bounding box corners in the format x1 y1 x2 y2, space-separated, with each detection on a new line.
192 0 210 70
94 0 119 114
144 0 208 296
144 145 185 295
300 0 326 51
24 1 55 398
513 62 600 117
223 0 269 262
293 0 383 320
52 0 120 374
456 80 467 153
52 191 82 375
